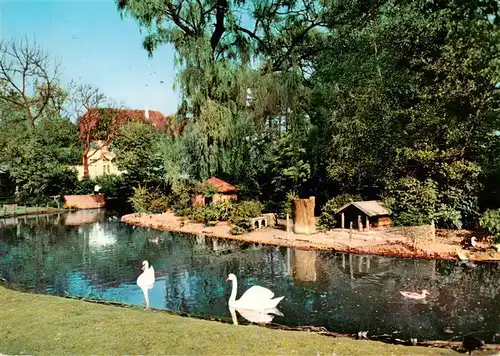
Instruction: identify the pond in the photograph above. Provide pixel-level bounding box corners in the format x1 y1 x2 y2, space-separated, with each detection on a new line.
0 209 499 343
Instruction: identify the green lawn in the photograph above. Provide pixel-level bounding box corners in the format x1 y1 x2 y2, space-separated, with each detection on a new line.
0 286 456 355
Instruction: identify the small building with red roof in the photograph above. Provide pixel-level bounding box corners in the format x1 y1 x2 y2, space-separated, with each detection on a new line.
192 176 239 206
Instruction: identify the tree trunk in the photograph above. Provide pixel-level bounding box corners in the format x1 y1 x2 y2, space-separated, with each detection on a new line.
82 147 90 179
292 196 316 235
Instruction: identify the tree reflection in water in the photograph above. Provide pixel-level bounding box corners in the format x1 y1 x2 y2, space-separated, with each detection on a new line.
0 212 499 343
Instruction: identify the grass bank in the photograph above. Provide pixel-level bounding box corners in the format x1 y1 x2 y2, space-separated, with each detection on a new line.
0 205 66 218
0 286 456 355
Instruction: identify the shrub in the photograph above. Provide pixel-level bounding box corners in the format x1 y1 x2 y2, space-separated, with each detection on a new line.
149 193 170 214
232 217 252 230
129 185 150 213
173 206 192 217
479 209 500 243
74 178 96 195
230 200 263 222
47 167 78 197
229 225 248 235
188 205 205 222
318 193 362 230
94 174 123 197
213 200 233 221
170 179 196 212
186 199 262 232
383 177 438 226
228 200 263 235
188 201 233 225
279 192 298 219
128 186 170 213
434 204 462 229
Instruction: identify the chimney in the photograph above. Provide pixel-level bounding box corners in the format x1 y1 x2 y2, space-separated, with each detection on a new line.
145 105 149 120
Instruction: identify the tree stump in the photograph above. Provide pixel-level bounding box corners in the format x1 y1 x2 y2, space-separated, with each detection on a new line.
292 196 316 235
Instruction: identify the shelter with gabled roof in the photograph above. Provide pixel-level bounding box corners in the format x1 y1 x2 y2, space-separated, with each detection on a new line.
192 177 239 206
336 200 391 230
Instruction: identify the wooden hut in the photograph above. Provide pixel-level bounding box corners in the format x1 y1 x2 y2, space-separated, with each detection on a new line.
336 200 391 231
192 177 239 206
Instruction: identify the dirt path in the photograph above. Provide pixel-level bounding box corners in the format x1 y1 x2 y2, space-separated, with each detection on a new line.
121 212 500 262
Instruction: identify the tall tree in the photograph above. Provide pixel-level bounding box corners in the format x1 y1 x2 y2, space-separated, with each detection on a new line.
117 0 325 71
111 121 164 186
308 0 500 226
0 38 63 127
69 83 128 179
117 0 325 184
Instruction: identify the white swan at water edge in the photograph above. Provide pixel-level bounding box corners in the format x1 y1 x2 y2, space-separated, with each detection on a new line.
399 289 430 300
229 306 284 325
137 260 155 309
226 273 284 310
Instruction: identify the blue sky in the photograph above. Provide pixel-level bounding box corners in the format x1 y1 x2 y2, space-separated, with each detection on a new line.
0 0 180 116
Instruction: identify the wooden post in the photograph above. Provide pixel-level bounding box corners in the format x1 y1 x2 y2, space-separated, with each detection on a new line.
357 215 362 232
341 212 345 229
365 216 370 232
292 196 316 235
349 221 353 246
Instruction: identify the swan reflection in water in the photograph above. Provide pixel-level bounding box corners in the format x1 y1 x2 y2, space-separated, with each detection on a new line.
230 306 284 325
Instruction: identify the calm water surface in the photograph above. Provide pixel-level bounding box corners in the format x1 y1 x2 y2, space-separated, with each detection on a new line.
1 209 499 343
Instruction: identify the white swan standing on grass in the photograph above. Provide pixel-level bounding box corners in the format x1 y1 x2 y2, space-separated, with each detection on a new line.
137 260 155 309
399 289 430 300
226 273 284 310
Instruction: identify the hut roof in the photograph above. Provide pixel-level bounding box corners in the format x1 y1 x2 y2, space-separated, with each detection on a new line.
203 177 238 194
337 200 389 217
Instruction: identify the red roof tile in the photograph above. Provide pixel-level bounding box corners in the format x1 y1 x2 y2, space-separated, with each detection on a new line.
203 177 238 194
79 108 185 138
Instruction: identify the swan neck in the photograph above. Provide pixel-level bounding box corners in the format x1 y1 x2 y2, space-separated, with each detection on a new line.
229 278 238 304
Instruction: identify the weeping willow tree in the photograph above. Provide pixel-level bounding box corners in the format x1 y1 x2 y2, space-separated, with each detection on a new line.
117 0 324 183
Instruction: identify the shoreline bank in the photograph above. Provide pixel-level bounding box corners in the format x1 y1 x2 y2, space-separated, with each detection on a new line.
121 212 500 262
